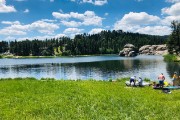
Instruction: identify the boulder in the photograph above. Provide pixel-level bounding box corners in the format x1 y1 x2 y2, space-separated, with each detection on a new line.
124 44 135 48
156 45 167 51
139 45 151 52
119 44 137 57
139 44 168 55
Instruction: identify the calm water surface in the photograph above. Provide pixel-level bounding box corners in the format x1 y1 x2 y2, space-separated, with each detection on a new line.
0 55 179 81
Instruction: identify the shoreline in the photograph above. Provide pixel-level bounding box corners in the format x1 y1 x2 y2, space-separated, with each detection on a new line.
0 77 152 83
0 77 129 81
0 54 168 59
0 54 118 59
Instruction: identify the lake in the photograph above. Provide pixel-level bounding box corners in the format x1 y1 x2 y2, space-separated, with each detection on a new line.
0 55 179 81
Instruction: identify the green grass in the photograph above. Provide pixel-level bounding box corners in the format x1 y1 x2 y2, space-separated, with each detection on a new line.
0 78 180 120
163 54 179 62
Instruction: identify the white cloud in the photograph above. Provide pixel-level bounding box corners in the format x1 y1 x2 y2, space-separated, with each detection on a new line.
135 0 143 2
14 0 27 1
104 12 108 16
1 21 20 25
161 15 180 25
94 0 107 6
136 26 171 36
70 12 85 20
161 2 180 25
23 9 29 13
41 19 57 22
166 0 180 3
63 28 84 34
61 20 82 27
0 22 30 36
82 0 93 4
72 0 107 6
50 0 54 2
52 12 71 19
113 12 170 36
4 36 16 41
118 12 160 26
82 11 103 26
162 2 180 16
0 28 27 35
63 28 84 38
0 0 17 13
53 11 103 26
105 26 110 29
89 28 104 34
0 20 59 36
30 20 59 34
54 34 67 38
14 0 28 2
114 12 161 31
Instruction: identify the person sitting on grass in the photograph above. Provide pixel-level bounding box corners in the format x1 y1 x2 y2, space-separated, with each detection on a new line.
130 76 136 86
138 77 143 87
152 82 160 88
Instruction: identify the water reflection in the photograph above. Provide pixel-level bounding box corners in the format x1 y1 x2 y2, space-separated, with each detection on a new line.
166 62 180 74
0 55 179 81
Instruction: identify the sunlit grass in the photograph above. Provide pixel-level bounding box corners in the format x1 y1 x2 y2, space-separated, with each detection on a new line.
0 78 179 119
163 54 179 62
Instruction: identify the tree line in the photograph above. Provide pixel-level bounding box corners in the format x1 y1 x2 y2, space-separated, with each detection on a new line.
167 21 180 56
0 30 167 56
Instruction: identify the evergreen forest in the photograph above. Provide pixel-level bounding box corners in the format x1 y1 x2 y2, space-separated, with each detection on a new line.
0 30 168 56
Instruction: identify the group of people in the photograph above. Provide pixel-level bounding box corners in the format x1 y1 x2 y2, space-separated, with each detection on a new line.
129 76 143 86
129 72 180 87
156 72 180 88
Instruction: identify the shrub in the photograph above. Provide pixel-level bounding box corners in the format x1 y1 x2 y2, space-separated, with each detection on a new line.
163 54 177 62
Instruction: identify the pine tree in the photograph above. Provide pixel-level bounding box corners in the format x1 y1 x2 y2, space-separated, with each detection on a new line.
167 21 180 55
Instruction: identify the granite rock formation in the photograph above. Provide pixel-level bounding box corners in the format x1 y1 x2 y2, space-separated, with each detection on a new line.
119 44 137 57
139 44 168 55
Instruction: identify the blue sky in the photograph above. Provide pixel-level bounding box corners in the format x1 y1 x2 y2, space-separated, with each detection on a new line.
0 0 180 41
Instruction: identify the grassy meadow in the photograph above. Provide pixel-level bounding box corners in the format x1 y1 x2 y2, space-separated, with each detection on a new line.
0 78 180 120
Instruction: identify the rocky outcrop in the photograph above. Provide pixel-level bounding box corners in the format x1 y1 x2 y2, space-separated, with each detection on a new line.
139 44 168 55
119 44 168 57
119 44 137 57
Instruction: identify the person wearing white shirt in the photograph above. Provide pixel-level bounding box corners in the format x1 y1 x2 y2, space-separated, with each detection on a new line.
130 76 136 86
